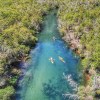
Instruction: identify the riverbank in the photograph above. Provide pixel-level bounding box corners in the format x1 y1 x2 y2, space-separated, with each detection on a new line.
0 1 52 99
57 0 100 99
0 1 59 99
60 27 100 99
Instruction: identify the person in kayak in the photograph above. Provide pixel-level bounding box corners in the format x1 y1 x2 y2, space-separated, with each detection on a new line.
49 57 55 64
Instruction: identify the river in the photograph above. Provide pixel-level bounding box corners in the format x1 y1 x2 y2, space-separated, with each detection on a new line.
15 11 81 100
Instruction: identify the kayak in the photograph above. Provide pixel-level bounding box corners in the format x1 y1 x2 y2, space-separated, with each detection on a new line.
58 56 66 63
49 57 55 64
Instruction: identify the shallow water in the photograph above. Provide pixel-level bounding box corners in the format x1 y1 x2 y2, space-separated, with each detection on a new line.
15 11 81 100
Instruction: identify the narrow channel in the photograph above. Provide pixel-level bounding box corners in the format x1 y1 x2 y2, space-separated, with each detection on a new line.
15 11 81 100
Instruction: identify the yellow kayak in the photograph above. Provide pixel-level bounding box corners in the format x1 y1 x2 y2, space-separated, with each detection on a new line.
58 56 65 63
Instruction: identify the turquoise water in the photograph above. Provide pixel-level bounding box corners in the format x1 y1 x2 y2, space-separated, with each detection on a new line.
15 11 81 100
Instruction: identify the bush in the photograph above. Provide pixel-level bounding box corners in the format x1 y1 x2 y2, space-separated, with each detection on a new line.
0 86 15 100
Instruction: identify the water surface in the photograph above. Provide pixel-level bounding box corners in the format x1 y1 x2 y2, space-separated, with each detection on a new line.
16 11 81 100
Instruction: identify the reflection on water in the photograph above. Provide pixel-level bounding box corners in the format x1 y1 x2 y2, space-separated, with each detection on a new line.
15 11 82 100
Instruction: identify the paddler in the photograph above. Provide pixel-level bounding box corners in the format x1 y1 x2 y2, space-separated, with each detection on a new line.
49 57 55 64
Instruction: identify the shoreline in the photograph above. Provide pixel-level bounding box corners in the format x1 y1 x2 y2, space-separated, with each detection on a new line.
0 9 53 99
58 19 100 99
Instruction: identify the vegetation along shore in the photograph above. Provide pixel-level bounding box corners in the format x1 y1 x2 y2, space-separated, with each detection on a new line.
0 0 100 100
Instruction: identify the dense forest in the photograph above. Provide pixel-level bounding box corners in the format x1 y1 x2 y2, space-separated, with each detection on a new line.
0 0 100 100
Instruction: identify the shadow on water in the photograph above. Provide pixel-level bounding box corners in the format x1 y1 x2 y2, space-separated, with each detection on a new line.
15 10 82 100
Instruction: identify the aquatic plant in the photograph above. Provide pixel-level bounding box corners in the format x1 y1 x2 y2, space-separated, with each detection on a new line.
62 93 79 100
43 83 60 99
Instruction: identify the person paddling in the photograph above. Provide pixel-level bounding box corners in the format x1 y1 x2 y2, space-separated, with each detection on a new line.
49 57 55 64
